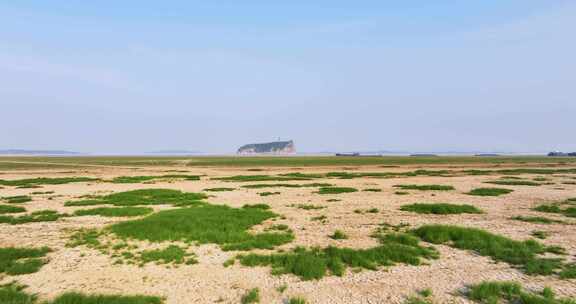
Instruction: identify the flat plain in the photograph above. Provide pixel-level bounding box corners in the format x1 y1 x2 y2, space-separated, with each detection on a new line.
0 156 575 304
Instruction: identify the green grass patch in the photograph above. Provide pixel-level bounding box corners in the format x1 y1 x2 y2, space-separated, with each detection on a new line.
0 177 98 188
289 297 307 304
413 225 566 276
0 210 68 225
203 187 235 192
110 204 292 251
0 283 37 304
401 203 482 215
214 174 318 182
467 281 575 304
48 292 163 304
259 192 280 197
363 188 382 192
2 196 32 204
467 188 513 196
316 187 358 195
110 175 200 183
485 180 541 186
0 246 51 275
394 185 454 191
241 288 260 304
74 207 153 217
511 216 564 224
0 284 163 304
241 183 332 189
242 204 270 210
0 204 26 214
560 264 576 279
533 199 576 218
140 245 197 265
65 189 207 207
238 232 437 280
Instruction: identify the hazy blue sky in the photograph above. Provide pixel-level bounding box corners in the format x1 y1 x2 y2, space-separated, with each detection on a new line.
1 1 574 154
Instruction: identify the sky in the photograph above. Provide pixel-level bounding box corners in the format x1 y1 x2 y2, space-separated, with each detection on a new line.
1 1 575 154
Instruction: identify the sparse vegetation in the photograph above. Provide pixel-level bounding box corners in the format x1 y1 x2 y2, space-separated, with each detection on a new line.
413 225 566 276
467 188 513 196
467 281 576 304
0 177 98 188
533 199 576 218
394 184 454 191
0 210 69 225
289 204 325 210
238 232 437 280
140 245 197 265
401 203 482 215
74 207 153 217
363 188 381 192
531 231 549 239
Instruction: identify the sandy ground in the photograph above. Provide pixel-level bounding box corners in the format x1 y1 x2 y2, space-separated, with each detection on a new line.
0 164 575 303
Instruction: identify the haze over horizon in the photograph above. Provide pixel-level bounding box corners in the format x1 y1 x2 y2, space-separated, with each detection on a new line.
2 1 575 154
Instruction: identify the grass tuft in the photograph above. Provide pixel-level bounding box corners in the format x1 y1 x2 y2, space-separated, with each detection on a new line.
394 185 454 191
203 188 235 192
467 188 513 196
401 203 482 215
329 230 348 240
241 288 260 304
316 187 358 195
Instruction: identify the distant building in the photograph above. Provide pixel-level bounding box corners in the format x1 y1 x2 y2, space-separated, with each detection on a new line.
237 140 295 154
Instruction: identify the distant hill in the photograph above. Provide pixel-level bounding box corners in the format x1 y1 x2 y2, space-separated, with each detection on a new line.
0 149 81 155
237 140 295 154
